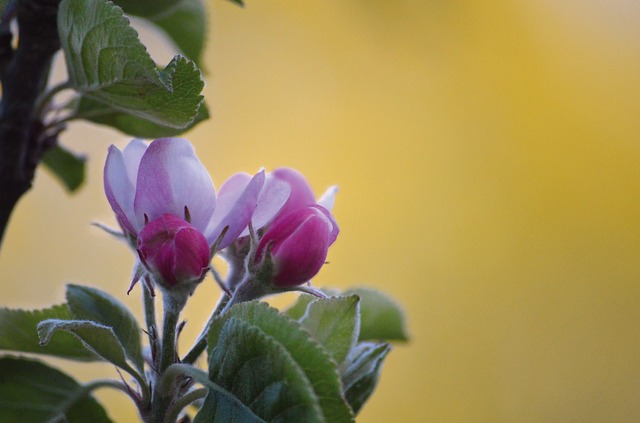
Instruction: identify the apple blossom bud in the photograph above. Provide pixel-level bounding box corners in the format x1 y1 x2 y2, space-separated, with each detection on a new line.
256 205 338 287
137 214 210 289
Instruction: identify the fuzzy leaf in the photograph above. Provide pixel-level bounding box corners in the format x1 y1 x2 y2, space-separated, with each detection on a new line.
283 294 316 320
59 0 204 129
196 318 318 422
66 284 144 372
299 295 360 364
340 342 391 414
76 96 209 137
346 288 409 342
37 319 142 381
209 302 354 422
0 356 112 423
284 289 340 320
41 145 86 192
0 305 97 361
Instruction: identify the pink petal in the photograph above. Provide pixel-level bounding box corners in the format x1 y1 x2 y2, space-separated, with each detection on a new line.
133 138 216 233
240 174 291 237
104 140 147 234
263 208 332 287
137 214 209 287
313 205 340 246
272 167 316 217
173 227 210 284
121 139 148 183
206 170 265 249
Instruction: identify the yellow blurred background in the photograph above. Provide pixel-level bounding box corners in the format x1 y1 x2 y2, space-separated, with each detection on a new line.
2 0 640 421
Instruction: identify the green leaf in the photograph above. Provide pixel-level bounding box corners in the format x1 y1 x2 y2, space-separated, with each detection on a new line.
112 0 182 18
0 305 97 361
284 289 341 320
59 0 204 129
283 294 316 320
0 356 112 423
162 365 264 422
346 288 409 342
66 284 144 373
197 318 318 422
226 0 244 6
76 96 209 137
195 393 264 423
340 342 391 415
147 0 207 68
299 295 360 364
209 302 354 422
41 145 86 192
37 319 142 382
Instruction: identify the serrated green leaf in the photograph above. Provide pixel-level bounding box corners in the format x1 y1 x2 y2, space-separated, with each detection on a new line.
340 342 391 415
210 302 354 422
59 0 204 129
299 295 360 364
346 288 409 342
0 356 112 423
76 96 209 137
0 305 97 361
66 284 144 373
197 318 318 422
147 0 207 68
42 145 86 192
37 319 142 381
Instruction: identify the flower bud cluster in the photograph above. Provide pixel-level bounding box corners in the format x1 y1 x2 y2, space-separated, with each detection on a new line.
104 138 338 302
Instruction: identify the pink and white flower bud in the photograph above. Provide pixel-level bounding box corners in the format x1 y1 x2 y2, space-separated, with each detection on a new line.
256 205 338 287
104 138 216 238
137 214 210 288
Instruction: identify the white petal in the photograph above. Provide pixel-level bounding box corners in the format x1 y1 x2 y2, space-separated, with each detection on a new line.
317 185 338 211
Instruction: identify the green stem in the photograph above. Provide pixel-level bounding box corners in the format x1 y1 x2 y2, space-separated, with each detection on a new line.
181 293 229 365
159 298 180 374
55 379 134 421
84 378 133 396
164 388 207 423
143 279 160 371
151 293 186 423
34 80 71 119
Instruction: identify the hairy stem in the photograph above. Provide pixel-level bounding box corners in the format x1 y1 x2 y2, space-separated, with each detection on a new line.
181 293 229 365
150 293 186 423
143 279 160 371
164 388 207 423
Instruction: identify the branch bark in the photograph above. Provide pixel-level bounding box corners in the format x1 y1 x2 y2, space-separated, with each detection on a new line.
0 0 61 249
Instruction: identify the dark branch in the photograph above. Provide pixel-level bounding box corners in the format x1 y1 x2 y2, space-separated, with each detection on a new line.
0 0 62 249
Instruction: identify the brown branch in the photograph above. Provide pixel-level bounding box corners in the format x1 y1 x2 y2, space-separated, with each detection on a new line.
0 0 62 249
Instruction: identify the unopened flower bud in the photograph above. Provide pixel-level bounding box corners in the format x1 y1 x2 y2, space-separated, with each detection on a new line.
256 205 338 287
137 214 210 289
